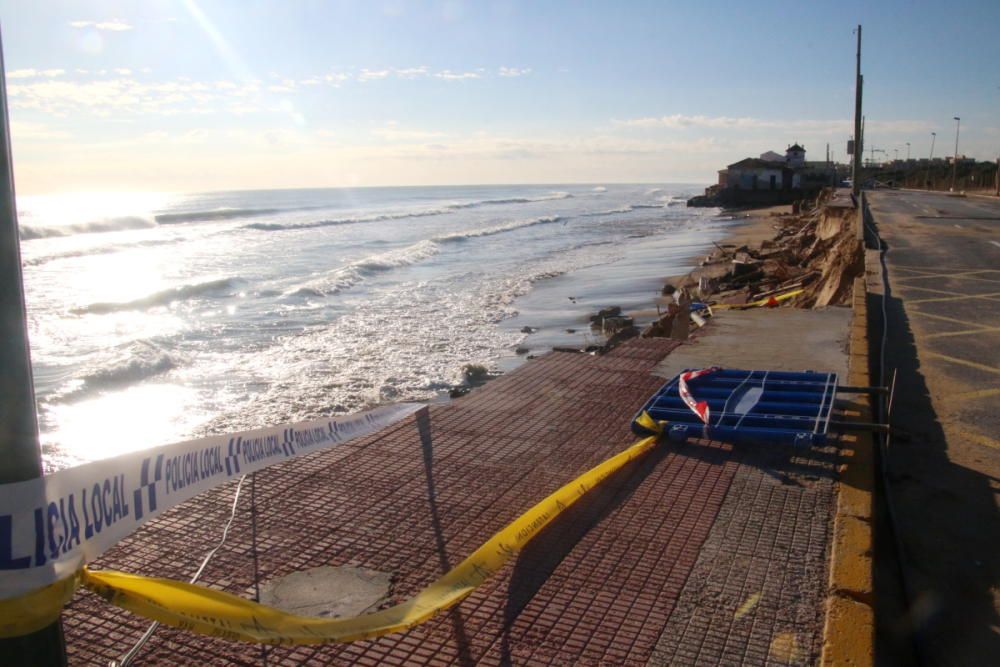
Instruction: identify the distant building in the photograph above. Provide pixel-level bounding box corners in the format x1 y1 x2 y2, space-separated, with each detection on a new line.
726 158 786 191
785 143 806 168
690 142 841 206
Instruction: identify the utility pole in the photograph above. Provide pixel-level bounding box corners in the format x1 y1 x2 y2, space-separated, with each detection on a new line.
851 25 863 197
951 116 961 191
995 156 999 197
0 27 68 666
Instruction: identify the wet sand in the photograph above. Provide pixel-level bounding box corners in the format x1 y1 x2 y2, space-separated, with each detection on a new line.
495 215 736 370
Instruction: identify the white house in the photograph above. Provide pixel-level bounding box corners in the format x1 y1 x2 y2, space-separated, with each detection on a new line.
726 158 786 191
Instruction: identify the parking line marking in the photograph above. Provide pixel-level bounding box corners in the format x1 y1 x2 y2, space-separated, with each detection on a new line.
923 327 1000 340
895 272 1000 284
951 428 1000 451
909 311 994 328
893 265 1000 275
908 292 1000 305
897 284 992 298
923 351 1000 375
947 387 1000 402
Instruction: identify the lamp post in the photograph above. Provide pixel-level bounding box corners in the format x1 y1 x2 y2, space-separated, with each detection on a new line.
906 142 910 161
950 116 961 192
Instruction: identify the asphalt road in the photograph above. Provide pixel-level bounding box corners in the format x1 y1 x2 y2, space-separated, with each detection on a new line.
867 190 999 665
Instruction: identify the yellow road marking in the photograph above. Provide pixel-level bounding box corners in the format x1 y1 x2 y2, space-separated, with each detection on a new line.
950 428 1000 451
897 284 985 298
892 265 1000 275
895 270 1000 285
946 387 1000 402
923 327 1000 339
923 351 1000 375
908 310 994 328
908 292 1000 305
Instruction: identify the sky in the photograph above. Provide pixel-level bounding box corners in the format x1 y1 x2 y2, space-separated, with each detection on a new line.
0 0 998 194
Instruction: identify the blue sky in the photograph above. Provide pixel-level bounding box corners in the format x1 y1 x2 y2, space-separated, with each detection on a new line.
1 0 997 194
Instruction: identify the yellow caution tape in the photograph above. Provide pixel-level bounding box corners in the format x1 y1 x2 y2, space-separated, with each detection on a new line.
713 288 804 310
3 416 665 644
0 572 79 638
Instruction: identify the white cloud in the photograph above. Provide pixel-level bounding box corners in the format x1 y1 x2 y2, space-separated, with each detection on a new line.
8 77 242 116
70 19 133 32
615 114 773 129
498 67 531 77
614 113 932 136
324 72 350 86
114 68 132 76
358 69 390 82
393 66 429 79
7 69 66 79
434 70 480 81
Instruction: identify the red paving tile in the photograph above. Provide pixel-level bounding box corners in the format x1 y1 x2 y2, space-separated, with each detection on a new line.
62 337 836 665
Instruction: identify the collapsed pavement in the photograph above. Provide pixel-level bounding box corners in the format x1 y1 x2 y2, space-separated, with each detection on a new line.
641 188 864 342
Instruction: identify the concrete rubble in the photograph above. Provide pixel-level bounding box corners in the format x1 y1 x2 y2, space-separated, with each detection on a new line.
642 188 864 340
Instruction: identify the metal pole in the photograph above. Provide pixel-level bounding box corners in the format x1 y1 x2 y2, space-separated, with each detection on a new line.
0 25 68 665
995 156 999 197
852 25 863 197
951 116 960 191
906 142 910 161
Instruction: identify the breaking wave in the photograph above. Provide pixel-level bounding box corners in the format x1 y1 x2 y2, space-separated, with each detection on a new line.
55 343 181 402
434 215 562 242
154 206 330 224
245 192 572 233
24 238 182 266
583 206 633 217
244 207 452 232
79 352 177 391
73 277 244 314
445 192 572 209
286 241 441 297
20 216 156 240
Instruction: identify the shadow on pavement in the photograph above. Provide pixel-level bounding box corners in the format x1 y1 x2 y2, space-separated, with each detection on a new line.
416 407 477 667
869 244 1000 665
495 442 683 666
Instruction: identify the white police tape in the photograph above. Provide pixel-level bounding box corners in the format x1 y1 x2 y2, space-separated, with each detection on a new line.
0 402 424 601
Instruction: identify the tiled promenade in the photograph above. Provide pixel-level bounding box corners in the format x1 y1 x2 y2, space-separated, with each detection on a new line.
64 337 836 665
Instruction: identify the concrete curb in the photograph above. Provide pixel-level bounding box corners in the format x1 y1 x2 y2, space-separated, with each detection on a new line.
820 276 875 665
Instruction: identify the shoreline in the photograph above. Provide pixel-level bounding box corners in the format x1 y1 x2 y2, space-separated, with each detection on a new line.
490 206 735 372
481 202 795 385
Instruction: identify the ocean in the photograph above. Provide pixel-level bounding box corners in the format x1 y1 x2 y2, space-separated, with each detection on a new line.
17 183 726 470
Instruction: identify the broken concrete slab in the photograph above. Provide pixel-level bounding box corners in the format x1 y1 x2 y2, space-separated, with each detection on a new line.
259 565 392 618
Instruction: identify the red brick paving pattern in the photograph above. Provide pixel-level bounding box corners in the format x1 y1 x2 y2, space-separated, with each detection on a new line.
62 339 834 665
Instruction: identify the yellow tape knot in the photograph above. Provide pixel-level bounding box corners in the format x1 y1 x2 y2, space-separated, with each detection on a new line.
635 411 667 435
